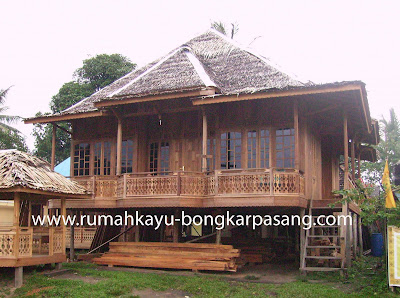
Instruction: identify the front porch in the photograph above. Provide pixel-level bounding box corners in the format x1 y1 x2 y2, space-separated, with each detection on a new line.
68 168 306 208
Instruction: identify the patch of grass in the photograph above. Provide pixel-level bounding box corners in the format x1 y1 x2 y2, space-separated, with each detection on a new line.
3 259 396 297
244 275 260 280
303 256 397 297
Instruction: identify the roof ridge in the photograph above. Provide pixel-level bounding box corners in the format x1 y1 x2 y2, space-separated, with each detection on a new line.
184 49 216 88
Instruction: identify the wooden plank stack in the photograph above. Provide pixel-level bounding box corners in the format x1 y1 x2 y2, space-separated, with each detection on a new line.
92 242 240 272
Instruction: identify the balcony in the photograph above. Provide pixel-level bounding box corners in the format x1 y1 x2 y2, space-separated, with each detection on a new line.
71 168 305 208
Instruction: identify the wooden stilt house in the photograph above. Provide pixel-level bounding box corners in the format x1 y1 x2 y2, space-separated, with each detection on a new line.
25 30 379 272
0 150 90 287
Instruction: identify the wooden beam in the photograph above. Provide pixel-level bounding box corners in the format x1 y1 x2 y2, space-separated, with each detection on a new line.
123 106 200 118
202 109 208 172
304 103 341 117
55 123 71 135
0 187 91 199
192 83 364 106
24 110 107 124
51 124 56 170
96 89 217 108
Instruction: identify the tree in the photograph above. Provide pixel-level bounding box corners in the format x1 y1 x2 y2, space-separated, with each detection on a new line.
33 54 136 164
211 21 239 39
362 108 400 184
0 87 27 151
74 54 136 91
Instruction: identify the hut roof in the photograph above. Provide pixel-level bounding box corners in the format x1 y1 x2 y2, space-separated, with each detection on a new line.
0 150 90 196
26 29 309 120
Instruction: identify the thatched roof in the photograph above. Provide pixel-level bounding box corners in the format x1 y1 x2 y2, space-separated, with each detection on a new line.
0 150 90 196
26 29 309 120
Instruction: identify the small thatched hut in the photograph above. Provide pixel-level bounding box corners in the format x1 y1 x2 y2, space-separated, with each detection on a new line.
0 150 90 287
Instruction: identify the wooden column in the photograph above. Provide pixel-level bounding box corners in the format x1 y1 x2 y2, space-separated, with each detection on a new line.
70 210 75 262
28 200 32 227
299 208 305 270
173 210 180 243
116 118 123 176
351 139 356 181
202 109 208 172
358 215 363 255
343 112 351 267
135 211 140 242
352 213 358 256
51 124 56 170
60 198 67 253
14 192 20 258
294 99 300 170
15 267 23 288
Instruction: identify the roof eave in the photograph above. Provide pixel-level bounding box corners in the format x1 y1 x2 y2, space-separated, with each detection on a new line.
94 88 217 108
24 110 109 124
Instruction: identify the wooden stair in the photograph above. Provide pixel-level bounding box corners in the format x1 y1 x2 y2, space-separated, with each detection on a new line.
300 197 347 273
92 242 240 272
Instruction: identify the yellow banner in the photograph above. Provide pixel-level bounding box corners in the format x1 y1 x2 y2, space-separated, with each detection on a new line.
388 226 400 286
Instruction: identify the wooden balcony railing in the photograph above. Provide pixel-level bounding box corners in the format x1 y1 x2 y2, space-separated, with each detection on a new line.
72 168 305 199
0 226 64 258
66 227 97 249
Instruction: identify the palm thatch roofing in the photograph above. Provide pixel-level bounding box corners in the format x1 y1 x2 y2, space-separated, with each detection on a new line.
26 29 311 120
0 150 90 197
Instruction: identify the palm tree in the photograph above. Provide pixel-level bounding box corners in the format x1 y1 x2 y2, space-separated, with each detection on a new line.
211 21 239 39
0 87 21 133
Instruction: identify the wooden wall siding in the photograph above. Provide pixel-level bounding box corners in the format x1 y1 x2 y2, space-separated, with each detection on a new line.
69 97 353 206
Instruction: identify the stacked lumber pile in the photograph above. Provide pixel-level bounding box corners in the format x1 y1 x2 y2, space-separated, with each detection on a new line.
238 246 276 264
92 242 240 272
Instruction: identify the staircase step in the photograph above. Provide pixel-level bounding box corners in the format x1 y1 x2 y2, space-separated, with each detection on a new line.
306 245 340 249
305 256 342 260
302 267 342 272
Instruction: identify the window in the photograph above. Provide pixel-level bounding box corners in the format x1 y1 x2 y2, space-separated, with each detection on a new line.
247 130 257 168
121 140 134 174
260 129 270 168
149 141 170 173
207 138 216 171
221 132 241 169
276 128 295 168
73 143 90 176
93 141 112 175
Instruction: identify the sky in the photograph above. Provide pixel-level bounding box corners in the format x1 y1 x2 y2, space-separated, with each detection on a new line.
1 0 400 150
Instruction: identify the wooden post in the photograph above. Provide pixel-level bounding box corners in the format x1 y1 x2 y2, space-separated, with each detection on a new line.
116 118 123 176
15 267 23 288
60 198 67 253
173 209 179 243
202 109 208 172
343 112 351 268
51 124 56 170
357 152 361 179
135 211 140 242
299 208 305 270
69 211 75 262
294 99 300 170
351 139 356 181
14 192 20 258
28 200 32 227
353 213 358 257
358 215 363 255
